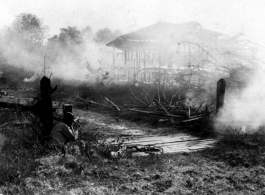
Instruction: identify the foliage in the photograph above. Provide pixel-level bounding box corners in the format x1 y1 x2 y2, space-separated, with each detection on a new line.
48 26 82 47
11 13 48 51
82 26 93 40
0 13 47 74
94 28 121 44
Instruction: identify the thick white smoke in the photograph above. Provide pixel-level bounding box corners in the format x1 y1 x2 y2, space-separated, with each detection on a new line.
0 23 113 83
44 41 112 82
24 72 39 82
215 68 265 133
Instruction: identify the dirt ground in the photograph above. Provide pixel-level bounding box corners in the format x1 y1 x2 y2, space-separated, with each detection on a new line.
75 109 217 155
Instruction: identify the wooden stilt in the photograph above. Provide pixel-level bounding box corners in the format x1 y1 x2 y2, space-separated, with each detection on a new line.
216 78 226 114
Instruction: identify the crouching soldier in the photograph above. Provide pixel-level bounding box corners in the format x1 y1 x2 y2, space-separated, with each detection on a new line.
49 112 79 150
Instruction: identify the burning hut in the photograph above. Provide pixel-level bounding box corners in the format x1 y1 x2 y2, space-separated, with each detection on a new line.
107 22 258 87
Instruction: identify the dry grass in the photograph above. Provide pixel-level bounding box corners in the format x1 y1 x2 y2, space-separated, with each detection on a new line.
1 111 265 195
1 67 264 194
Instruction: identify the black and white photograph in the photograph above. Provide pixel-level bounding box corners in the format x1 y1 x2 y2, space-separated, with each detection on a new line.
0 0 265 194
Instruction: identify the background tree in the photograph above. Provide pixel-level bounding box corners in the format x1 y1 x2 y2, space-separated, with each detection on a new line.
46 26 83 62
81 26 93 42
0 13 48 76
94 28 121 44
58 26 82 46
45 26 90 76
11 13 48 51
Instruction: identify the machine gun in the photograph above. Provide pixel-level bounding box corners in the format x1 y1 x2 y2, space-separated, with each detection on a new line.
73 117 81 131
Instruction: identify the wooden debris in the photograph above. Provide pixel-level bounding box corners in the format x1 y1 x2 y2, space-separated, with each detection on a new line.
181 117 201 123
129 87 146 105
105 97 120 111
169 94 177 106
75 95 107 107
128 108 184 118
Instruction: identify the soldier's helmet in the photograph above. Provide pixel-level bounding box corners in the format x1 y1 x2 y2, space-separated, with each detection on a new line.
63 112 75 124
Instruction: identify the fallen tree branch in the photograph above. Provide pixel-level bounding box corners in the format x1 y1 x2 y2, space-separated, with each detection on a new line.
123 104 148 109
142 89 154 102
75 95 108 107
128 108 184 118
142 90 170 114
129 87 146 105
105 97 120 111
142 89 174 123
144 94 151 105
181 114 215 123
169 94 177 106
0 122 10 128
181 117 202 123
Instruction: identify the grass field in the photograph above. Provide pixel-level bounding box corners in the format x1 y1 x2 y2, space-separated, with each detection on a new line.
1 106 265 195
0 68 264 194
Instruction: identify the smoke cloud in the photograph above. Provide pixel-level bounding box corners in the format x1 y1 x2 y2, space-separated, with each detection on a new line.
0 14 119 83
215 68 265 133
24 72 39 82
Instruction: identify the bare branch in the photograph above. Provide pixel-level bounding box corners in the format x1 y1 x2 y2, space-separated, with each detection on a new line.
129 87 146 105
105 97 120 111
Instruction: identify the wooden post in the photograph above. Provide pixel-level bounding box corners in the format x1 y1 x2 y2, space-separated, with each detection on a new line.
0 76 57 144
158 52 161 85
37 76 57 143
134 58 136 82
144 51 146 82
216 78 226 114
136 51 139 81
112 47 115 77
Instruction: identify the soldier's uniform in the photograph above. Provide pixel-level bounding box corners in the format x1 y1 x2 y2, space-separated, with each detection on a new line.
50 122 78 147
49 112 78 148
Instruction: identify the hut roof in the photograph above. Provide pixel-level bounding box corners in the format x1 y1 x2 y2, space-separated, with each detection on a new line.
107 22 225 50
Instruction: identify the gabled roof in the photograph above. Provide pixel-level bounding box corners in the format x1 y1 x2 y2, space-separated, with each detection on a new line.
107 22 225 50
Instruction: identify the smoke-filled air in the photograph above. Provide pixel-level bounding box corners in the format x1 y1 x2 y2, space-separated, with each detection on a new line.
4 1 265 194
1 13 265 134
216 68 265 132
0 13 121 82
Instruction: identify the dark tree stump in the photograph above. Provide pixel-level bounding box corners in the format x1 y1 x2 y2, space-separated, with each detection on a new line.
33 76 57 143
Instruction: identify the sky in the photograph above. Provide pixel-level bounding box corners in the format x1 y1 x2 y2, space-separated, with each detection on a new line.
1 0 265 46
